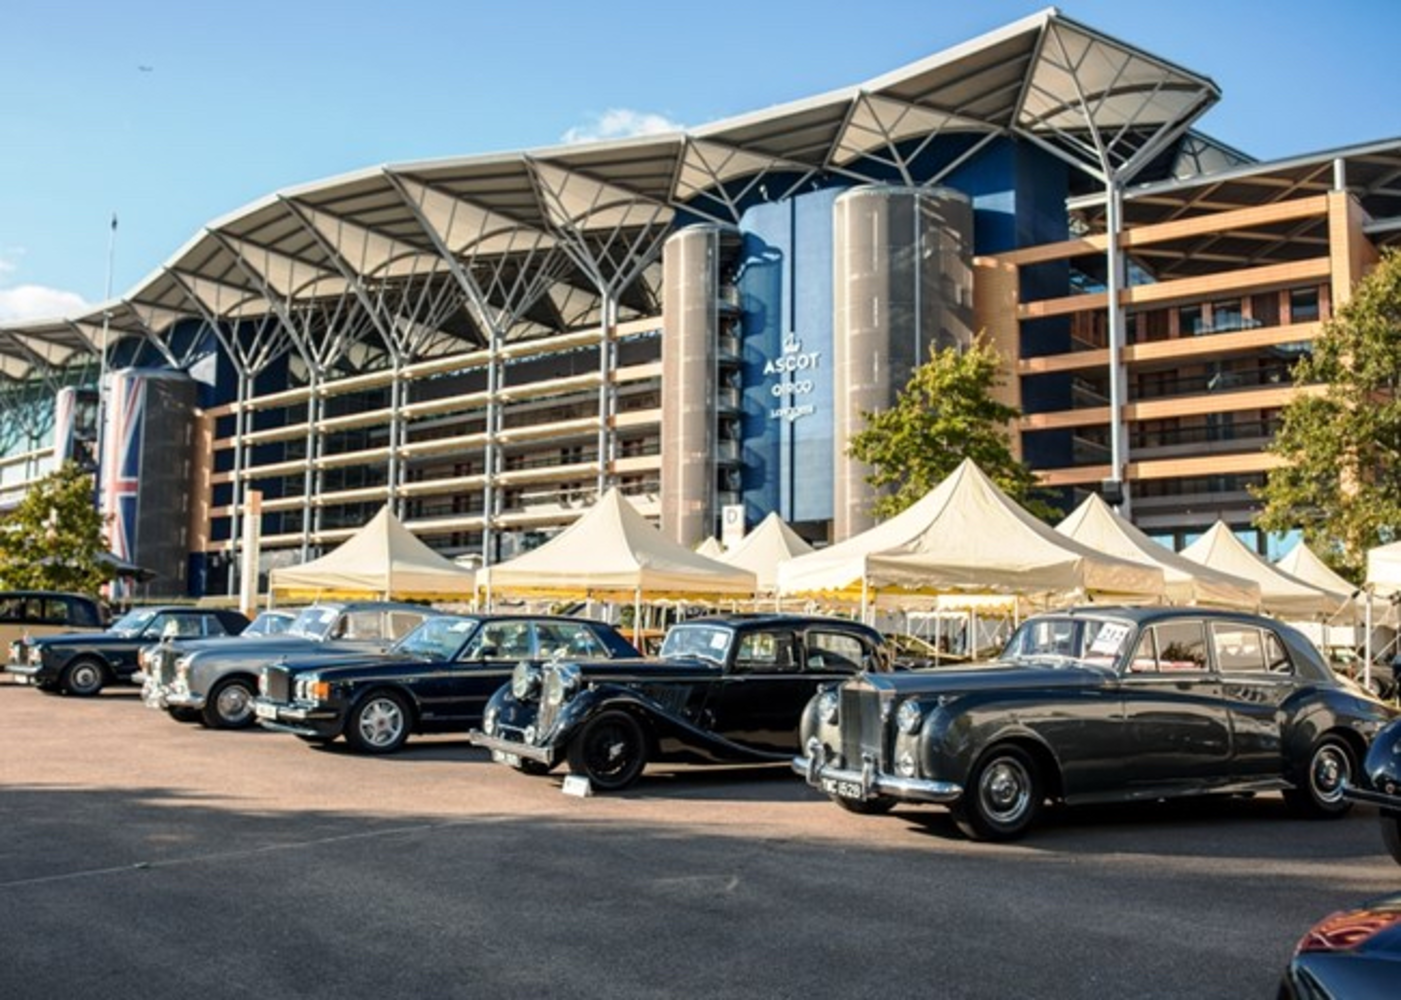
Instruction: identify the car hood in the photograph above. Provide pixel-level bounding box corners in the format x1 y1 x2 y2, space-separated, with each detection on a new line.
31 631 123 648
854 659 1111 696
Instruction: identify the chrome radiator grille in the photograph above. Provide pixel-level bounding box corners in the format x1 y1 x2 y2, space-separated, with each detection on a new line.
148 647 179 685
263 666 291 703
840 687 886 769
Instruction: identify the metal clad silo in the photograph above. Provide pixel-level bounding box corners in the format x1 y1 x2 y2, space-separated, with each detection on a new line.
832 186 974 539
660 226 719 547
101 369 197 596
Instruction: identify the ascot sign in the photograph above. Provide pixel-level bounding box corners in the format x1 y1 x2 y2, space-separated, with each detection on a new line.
766 332 821 422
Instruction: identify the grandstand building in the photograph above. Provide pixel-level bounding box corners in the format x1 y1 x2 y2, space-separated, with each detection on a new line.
2 8 1399 597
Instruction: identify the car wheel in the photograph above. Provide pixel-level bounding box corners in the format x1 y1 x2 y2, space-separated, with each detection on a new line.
1284 736 1355 818
833 795 897 815
954 744 1042 841
344 691 412 755
566 710 647 791
1382 812 1401 865
201 677 257 730
61 659 105 697
166 706 201 724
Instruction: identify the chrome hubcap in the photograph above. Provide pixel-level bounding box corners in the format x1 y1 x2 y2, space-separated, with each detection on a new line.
1312 746 1349 804
359 700 403 746
981 758 1030 822
217 685 251 722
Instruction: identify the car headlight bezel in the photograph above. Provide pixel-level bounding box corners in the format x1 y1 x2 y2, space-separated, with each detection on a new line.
511 662 542 701
896 700 923 735
544 663 581 708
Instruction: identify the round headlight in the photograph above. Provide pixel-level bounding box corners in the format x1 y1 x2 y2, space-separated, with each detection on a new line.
511 662 542 700
818 690 839 726
482 705 498 736
544 664 582 707
896 700 923 735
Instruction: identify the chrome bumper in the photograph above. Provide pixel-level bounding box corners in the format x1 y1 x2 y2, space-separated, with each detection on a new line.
469 729 554 765
164 691 206 709
1343 780 1401 810
793 739 963 805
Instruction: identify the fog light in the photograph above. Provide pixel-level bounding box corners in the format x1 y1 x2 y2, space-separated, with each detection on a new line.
483 706 498 736
524 724 537 743
897 752 917 778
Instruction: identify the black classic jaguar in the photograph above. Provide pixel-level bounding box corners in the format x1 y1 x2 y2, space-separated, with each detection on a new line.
795 606 1397 841
469 614 892 791
252 614 640 754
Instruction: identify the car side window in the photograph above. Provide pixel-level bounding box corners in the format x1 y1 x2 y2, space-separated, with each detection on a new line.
733 631 797 673
68 599 101 628
201 614 232 638
1264 631 1294 674
41 598 71 625
1128 631 1158 673
341 611 384 640
805 631 865 673
465 621 533 660
1211 624 1267 672
536 621 605 659
1150 621 1209 672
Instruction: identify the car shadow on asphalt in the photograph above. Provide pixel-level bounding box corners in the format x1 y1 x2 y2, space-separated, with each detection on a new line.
891 793 1387 859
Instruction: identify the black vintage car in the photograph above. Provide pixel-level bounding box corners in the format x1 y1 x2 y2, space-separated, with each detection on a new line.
795 606 1397 841
469 614 892 791
1278 891 1401 998
252 614 640 754
1344 715 1401 863
5 605 250 696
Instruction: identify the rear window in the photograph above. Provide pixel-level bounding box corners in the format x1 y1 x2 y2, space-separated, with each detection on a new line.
0 593 100 629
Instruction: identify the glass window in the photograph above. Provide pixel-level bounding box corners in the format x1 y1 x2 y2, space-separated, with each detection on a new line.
1179 306 1204 335
464 621 533 660
338 611 384 640
1289 287 1320 323
40 598 70 625
69 600 100 628
806 631 867 672
733 631 796 673
387 611 427 639
536 621 606 659
200 614 229 637
1151 622 1208 671
396 616 476 661
1211 299 1243 332
659 624 732 665
1212 623 1266 672
1129 632 1158 673
1265 632 1293 673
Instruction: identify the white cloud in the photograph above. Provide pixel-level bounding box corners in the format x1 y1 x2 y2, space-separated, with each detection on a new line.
561 108 684 145
0 284 89 322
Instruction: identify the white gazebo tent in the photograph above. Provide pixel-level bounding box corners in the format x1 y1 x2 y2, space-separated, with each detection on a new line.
694 536 725 559
1277 542 1360 604
268 505 478 601
1056 495 1261 609
776 459 1165 615
1179 522 1346 619
480 489 756 635
716 511 815 598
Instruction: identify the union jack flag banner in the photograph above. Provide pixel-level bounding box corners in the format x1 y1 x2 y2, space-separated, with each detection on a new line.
101 373 147 600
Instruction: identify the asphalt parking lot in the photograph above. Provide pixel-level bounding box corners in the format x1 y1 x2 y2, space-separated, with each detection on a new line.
1 680 1396 1000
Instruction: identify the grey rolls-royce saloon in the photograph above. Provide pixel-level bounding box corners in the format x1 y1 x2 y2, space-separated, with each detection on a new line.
795 606 1397 841
139 601 443 728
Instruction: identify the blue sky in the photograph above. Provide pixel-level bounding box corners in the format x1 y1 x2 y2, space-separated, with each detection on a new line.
3 0 1399 320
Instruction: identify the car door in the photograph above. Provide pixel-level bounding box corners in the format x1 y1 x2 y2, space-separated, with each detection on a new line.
1117 620 1233 791
420 619 532 726
704 628 805 755
1214 623 1298 782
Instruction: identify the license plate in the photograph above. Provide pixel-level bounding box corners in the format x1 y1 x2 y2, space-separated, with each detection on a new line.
821 777 865 801
11 674 32 685
254 703 279 720
491 749 522 768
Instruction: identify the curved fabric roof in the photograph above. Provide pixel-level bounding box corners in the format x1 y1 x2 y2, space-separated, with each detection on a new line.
0 7 1223 383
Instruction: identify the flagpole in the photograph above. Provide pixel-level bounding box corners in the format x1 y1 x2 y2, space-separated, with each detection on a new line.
94 213 117 518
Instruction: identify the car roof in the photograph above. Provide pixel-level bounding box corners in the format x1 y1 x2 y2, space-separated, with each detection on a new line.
1037 606 1289 629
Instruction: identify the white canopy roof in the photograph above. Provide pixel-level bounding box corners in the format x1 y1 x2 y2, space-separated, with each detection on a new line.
694 536 724 559
1179 522 1344 618
717 512 814 594
1277 542 1359 597
1056 494 1261 609
1366 540 1401 597
776 459 1164 603
482 488 756 599
268 505 477 600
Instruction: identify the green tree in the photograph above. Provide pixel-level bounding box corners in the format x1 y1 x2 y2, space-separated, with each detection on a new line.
1255 248 1401 577
0 461 112 594
847 335 1060 521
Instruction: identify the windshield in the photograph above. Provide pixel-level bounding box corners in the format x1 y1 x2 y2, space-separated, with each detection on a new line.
245 612 292 637
1000 617 1133 668
287 606 342 640
110 609 157 637
393 616 479 661
660 624 733 665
